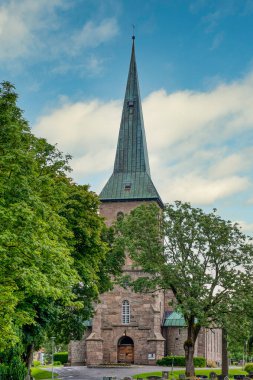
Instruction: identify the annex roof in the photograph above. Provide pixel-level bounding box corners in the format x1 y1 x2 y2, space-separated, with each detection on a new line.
163 311 187 327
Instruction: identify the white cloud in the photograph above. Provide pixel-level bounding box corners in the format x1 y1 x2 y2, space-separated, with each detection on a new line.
33 98 121 180
156 173 249 205
209 150 253 178
0 1 118 63
0 0 64 61
51 55 106 77
32 71 253 205
236 220 253 235
70 18 118 53
144 73 253 152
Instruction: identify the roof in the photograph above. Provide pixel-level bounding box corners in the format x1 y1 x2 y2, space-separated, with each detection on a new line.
100 172 162 206
83 319 92 327
100 37 163 207
163 311 187 327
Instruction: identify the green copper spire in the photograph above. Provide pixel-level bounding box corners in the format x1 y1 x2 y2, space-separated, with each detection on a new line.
100 37 163 207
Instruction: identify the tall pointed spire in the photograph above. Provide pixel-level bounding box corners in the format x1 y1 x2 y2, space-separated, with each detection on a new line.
113 35 150 175
100 37 163 207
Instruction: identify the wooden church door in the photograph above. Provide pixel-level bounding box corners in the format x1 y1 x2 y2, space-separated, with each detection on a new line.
117 336 134 363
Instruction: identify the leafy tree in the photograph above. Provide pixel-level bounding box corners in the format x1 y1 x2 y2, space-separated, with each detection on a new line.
115 202 253 377
0 81 123 377
1 81 78 352
224 294 253 367
216 295 253 376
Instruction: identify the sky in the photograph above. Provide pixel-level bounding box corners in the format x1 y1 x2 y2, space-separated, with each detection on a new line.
1 0 253 233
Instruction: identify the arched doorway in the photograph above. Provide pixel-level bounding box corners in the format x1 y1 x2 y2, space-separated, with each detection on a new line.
117 336 134 363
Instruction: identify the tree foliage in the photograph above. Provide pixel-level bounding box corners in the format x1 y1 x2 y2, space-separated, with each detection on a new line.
0 81 121 370
115 201 253 376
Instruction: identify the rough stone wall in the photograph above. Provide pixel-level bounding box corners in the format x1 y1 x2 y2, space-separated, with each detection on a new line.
93 280 165 364
165 327 187 356
163 289 176 312
94 200 165 364
68 328 91 365
99 200 154 227
164 326 222 365
196 328 205 357
86 338 103 366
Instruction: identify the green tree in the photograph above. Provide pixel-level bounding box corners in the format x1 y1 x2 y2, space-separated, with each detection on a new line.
221 292 253 372
115 202 253 377
0 81 123 377
0 81 79 372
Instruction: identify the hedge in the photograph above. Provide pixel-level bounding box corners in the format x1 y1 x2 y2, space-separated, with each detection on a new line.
53 352 68 364
245 363 253 373
157 356 206 367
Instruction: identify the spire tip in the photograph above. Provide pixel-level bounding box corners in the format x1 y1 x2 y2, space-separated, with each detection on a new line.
132 24 135 41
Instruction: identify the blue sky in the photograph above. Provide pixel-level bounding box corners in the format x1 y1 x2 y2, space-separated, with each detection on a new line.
1 0 253 233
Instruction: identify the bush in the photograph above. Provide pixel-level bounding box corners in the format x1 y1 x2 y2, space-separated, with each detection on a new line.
0 364 9 377
54 361 62 365
245 363 253 373
53 352 68 364
9 356 28 380
44 354 52 365
32 360 41 367
0 358 27 380
157 355 206 367
194 356 206 367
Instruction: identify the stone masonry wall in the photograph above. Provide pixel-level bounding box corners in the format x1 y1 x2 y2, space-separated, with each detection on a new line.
100 200 154 226
86 338 103 366
164 326 222 365
68 328 91 365
88 278 165 364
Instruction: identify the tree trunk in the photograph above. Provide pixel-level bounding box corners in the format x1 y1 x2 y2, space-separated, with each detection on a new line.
185 342 195 377
221 328 229 377
184 318 200 377
24 344 34 380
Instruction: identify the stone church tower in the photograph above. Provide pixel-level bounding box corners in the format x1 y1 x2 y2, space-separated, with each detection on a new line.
88 35 165 366
68 37 222 366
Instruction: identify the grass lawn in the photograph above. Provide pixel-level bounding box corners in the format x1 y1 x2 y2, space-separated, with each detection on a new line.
31 367 58 379
133 368 248 379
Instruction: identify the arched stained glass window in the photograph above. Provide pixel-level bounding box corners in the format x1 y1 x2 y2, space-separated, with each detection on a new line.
122 300 130 324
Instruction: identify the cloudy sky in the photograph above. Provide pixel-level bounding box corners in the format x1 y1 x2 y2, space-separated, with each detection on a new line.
1 0 253 233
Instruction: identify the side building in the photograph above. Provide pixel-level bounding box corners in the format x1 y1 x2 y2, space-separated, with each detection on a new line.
68 37 222 366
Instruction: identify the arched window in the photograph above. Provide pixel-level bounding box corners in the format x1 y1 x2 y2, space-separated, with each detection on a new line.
122 300 130 324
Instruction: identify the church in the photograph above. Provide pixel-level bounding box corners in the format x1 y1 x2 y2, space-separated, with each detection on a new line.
68 37 222 366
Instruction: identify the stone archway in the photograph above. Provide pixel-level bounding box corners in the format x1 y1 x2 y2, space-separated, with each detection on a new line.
117 336 134 363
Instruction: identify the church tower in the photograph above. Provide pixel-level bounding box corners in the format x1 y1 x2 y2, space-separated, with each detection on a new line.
99 35 163 225
84 37 165 365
